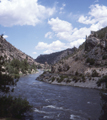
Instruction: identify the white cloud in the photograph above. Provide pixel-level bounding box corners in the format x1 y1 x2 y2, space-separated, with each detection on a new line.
35 40 68 54
78 15 96 25
78 4 107 29
43 49 54 54
0 0 55 26
32 52 37 54
48 17 73 41
48 17 90 42
3 35 8 39
35 42 48 50
45 32 53 39
69 27 90 41
48 17 72 33
35 39 85 54
89 4 107 19
70 39 85 48
59 3 66 14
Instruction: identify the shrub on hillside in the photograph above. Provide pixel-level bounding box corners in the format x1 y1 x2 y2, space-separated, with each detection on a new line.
72 76 79 83
51 77 55 82
57 77 63 83
66 79 71 83
86 58 95 65
97 75 107 88
102 55 107 60
75 71 79 76
81 75 86 82
92 70 99 77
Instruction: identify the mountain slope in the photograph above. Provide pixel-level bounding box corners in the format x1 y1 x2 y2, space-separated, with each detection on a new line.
37 26 107 89
51 26 107 74
35 47 77 64
0 36 37 65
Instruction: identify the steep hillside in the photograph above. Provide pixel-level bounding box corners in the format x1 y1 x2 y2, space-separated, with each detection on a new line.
37 26 107 89
35 47 77 64
51 27 107 75
0 36 37 65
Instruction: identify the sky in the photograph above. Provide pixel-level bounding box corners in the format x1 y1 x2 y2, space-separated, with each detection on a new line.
0 0 107 59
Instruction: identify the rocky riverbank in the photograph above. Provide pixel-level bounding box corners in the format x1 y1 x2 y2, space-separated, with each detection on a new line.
37 71 104 89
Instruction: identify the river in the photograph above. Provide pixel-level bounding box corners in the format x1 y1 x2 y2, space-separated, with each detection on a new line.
11 70 102 120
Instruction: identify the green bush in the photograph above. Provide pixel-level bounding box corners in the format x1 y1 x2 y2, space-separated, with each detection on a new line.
57 78 63 83
86 58 95 65
102 55 107 60
75 57 78 61
51 77 55 82
92 70 99 77
97 75 107 88
73 76 79 83
75 71 78 76
14 69 19 74
14 74 20 79
66 79 71 83
28 69 31 74
5 58 37 76
0 73 18 93
21 68 27 74
0 95 32 119
81 75 85 82
6 65 14 74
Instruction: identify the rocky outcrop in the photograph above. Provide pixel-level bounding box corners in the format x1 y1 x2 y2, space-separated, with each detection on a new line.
85 37 100 51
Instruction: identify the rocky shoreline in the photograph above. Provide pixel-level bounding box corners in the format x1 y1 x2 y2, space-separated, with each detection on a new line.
36 71 104 89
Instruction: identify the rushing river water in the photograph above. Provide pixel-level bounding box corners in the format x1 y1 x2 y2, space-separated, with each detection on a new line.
11 70 102 120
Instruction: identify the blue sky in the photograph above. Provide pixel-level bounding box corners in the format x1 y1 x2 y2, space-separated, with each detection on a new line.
0 0 107 58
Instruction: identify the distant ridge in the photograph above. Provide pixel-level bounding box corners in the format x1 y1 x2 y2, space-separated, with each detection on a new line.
35 47 77 64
